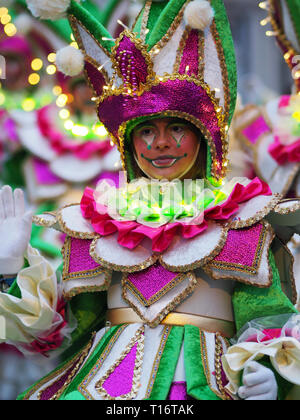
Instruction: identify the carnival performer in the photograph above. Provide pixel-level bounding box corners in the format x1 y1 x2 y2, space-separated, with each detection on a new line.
1 0 300 401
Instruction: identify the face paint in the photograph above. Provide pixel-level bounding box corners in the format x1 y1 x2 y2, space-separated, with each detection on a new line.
139 126 156 150
132 118 201 181
172 133 185 148
170 124 186 148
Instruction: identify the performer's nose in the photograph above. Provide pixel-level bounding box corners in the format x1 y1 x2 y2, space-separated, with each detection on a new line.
154 133 171 151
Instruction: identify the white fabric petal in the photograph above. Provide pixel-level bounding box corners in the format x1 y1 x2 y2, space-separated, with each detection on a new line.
228 193 281 230
50 154 103 183
57 204 96 238
160 222 227 272
63 273 112 300
90 234 156 273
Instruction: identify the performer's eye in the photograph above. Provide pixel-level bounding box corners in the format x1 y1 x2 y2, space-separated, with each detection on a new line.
171 125 185 134
141 128 154 137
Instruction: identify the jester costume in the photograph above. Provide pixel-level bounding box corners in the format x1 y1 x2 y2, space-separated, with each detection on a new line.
1 0 300 400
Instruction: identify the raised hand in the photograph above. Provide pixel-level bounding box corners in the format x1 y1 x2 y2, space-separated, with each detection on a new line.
0 186 32 275
238 361 278 400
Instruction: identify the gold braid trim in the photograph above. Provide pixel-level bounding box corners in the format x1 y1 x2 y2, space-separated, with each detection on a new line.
211 21 231 125
95 326 145 400
140 0 152 43
214 333 232 400
274 198 300 214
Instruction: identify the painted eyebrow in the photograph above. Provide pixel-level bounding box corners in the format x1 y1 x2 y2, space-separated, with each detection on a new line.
167 122 188 128
134 123 156 133
136 122 156 128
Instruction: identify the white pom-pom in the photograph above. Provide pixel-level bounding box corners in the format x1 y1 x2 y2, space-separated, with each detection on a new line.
26 0 73 20
56 46 84 77
14 13 33 35
184 0 214 31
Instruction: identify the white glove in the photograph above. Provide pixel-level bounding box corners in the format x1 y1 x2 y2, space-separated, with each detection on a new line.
238 361 278 400
0 186 32 275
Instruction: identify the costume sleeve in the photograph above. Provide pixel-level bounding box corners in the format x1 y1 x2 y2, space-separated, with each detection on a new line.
232 250 297 332
223 249 299 399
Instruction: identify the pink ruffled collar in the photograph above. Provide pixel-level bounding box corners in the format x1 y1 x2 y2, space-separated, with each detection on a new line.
37 105 112 160
269 136 300 165
80 177 272 253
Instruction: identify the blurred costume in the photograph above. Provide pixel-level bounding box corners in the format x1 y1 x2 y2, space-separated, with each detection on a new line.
1 0 300 401
232 0 300 299
233 0 300 196
0 1 124 262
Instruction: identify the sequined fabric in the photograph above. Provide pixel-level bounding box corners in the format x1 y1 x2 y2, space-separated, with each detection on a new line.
213 223 264 268
115 35 149 85
127 263 180 305
179 30 200 77
68 238 101 273
98 78 223 165
102 342 138 398
84 60 107 97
